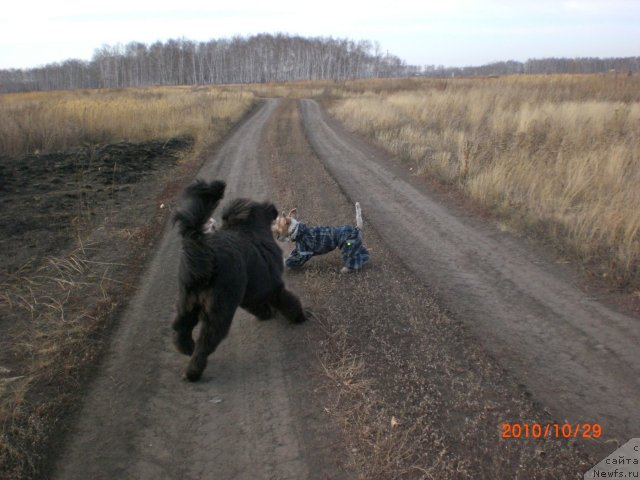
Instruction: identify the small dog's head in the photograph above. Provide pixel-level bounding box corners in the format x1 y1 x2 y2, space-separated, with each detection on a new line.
272 208 299 241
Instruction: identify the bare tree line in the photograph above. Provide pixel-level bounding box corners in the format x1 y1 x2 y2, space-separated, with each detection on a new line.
0 34 416 93
2 33 638 93
423 57 640 77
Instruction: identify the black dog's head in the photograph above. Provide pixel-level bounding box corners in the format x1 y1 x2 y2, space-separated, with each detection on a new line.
222 198 278 233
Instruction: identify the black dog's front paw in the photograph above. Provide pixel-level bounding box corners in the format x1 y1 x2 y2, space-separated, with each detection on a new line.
184 368 202 382
293 307 312 324
173 331 195 356
185 355 207 382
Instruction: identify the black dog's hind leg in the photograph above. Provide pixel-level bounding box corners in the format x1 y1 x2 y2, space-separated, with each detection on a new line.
244 303 275 321
185 290 239 382
172 291 200 356
270 286 307 324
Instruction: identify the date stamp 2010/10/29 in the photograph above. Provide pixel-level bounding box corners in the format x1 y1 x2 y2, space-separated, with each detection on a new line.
500 422 602 439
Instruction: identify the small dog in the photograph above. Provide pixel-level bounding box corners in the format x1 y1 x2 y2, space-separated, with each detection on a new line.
273 202 370 273
172 179 307 382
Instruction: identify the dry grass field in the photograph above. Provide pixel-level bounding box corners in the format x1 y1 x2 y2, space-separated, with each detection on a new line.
326 75 640 288
0 86 254 157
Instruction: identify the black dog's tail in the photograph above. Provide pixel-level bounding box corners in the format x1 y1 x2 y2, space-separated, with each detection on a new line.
173 179 226 240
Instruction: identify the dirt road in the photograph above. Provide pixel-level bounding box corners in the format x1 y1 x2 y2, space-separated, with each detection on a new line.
299 99 640 449
51 97 636 479
51 100 349 479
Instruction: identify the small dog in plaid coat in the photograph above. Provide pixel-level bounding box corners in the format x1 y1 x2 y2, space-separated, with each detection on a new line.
273 203 370 273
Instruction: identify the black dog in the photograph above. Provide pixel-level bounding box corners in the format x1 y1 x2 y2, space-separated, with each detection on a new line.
172 179 307 381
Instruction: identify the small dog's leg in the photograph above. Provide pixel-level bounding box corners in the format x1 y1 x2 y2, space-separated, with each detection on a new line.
185 294 237 382
270 286 307 324
339 233 369 272
285 249 313 269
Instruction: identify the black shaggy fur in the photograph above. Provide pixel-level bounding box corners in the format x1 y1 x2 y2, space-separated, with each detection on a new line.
172 179 307 381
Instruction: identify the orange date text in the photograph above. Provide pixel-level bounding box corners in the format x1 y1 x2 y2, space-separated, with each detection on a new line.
500 422 602 439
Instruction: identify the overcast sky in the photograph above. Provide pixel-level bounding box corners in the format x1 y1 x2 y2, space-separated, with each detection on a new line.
1 0 638 70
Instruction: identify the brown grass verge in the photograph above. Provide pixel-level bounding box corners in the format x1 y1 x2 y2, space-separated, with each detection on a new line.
313 308 448 479
0 244 126 476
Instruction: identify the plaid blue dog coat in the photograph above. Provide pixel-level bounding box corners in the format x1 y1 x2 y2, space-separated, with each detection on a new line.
285 223 370 270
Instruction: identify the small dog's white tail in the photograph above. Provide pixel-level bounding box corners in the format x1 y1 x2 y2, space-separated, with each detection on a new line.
355 202 363 230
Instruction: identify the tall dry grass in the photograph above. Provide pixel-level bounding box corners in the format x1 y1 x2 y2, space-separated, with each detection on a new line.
0 86 255 156
328 75 640 285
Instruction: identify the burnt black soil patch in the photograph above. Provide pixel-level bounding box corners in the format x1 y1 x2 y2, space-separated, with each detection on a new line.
0 136 193 273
